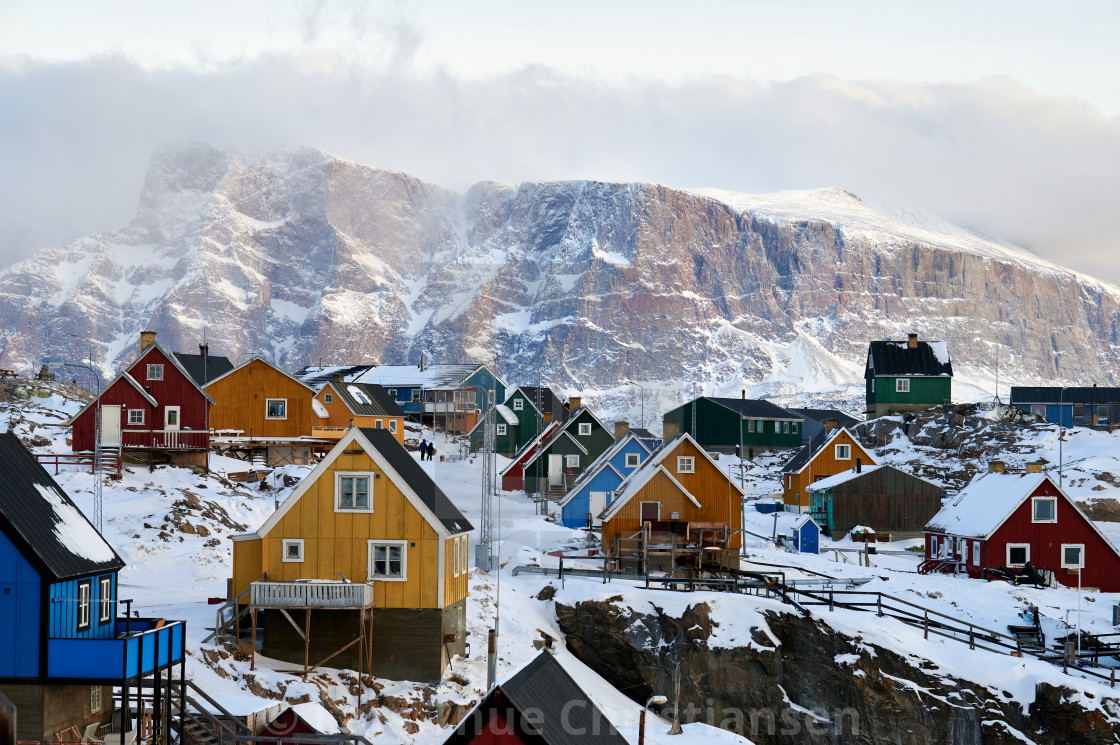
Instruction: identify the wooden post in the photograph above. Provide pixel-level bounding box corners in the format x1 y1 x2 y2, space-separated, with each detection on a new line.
250 608 257 671
357 609 363 714
304 608 311 679
924 609 929 640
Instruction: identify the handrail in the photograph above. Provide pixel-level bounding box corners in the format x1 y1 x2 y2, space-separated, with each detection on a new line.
202 589 251 644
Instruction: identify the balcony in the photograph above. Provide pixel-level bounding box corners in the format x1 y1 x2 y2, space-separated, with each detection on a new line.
250 581 375 609
311 426 348 440
119 429 209 449
46 618 185 681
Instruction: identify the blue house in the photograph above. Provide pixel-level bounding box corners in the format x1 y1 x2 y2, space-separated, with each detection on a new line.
0 434 185 744
1010 386 1120 431
355 363 508 435
558 432 654 528
789 515 821 554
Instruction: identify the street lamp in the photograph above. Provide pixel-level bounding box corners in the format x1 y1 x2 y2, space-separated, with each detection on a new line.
626 380 646 429
639 695 668 745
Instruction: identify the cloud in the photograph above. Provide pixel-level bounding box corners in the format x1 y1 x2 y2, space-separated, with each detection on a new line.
1 54 1118 285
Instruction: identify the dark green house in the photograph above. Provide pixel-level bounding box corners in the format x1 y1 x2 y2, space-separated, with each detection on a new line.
662 396 803 455
467 386 568 456
522 404 613 496
865 334 953 418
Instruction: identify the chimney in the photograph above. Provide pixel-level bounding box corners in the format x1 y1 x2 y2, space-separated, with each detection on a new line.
140 331 157 351
615 421 630 440
988 460 1006 473
543 412 553 425
333 373 343 382
908 333 918 349
856 458 862 474
824 418 838 432
1027 462 1044 473
568 396 581 412
663 419 680 440
741 389 746 400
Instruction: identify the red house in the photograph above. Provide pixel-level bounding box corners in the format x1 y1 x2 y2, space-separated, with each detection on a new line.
69 332 214 467
499 421 560 492
921 470 1120 591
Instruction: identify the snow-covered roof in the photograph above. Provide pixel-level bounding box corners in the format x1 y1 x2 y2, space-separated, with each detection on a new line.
495 404 518 426
288 703 342 735
311 398 329 419
867 339 952 377
807 465 886 491
925 472 1051 538
355 363 500 390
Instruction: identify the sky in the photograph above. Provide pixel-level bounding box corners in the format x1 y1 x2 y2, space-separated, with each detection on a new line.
1 0 1119 282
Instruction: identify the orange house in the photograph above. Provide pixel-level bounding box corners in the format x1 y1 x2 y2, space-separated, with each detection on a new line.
599 433 744 571
781 427 878 510
313 381 405 444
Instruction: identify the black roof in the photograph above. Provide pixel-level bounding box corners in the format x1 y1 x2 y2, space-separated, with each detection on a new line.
517 386 569 422
789 408 860 430
708 397 801 420
173 352 234 387
294 364 376 388
1011 386 1120 404
0 434 124 581
781 428 829 474
445 651 628 745
629 427 657 440
358 428 472 534
867 339 952 377
330 382 405 417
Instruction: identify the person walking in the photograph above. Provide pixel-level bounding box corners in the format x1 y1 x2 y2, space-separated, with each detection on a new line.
419 438 428 460
428 442 437 462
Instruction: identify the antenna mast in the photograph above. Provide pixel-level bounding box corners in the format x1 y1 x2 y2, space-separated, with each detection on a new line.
480 388 496 569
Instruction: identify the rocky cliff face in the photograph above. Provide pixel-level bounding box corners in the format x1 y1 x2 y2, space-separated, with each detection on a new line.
2 144 1118 416
555 598 1120 744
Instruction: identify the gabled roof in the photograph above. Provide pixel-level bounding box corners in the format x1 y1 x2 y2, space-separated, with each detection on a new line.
323 381 405 418
0 433 124 581
294 365 376 388
1010 386 1120 404
445 650 628 745
240 427 472 540
599 465 701 521
867 339 952 377
173 352 234 387
788 408 860 431
521 430 589 472
355 363 507 391
137 342 218 404
629 427 658 441
495 404 519 426
706 397 802 420
781 427 878 475
806 464 943 492
204 356 317 394
557 433 650 508
514 386 569 422
520 407 609 471
499 420 562 478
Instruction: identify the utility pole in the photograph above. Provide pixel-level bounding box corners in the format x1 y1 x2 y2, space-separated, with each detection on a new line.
480 388 496 571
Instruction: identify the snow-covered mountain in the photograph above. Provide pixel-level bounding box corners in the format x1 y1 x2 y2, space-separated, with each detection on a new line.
2 143 1118 418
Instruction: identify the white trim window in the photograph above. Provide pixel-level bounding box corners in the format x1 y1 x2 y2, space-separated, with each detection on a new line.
565 454 580 468
266 399 288 419
282 539 305 563
835 444 851 460
1006 543 1030 567
496 423 507 436
513 398 524 411
375 419 383 429
625 453 640 468
128 409 144 426
98 576 112 623
1061 544 1085 570
77 580 91 631
461 534 468 573
747 419 755 433
336 473 372 512
895 378 910 393
91 686 102 713
578 422 592 436
973 541 981 566
871 379 876 393
389 420 398 434
146 364 164 381
453 536 460 576
368 541 406 581
1032 497 1057 523
677 456 695 474
324 393 333 404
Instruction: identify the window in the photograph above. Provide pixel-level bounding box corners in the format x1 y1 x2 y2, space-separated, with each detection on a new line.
565 454 580 468
375 419 383 429
1062 544 1085 570
513 398 524 410
463 390 477 406
973 541 981 566
128 409 144 425
98 576 112 623
896 378 910 393
412 389 421 402
389 420 398 434
496 423 507 435
461 535 468 573
77 581 91 631
91 686 102 713
1032 497 1057 523
368 541 406 580
165 407 179 428
871 379 876 393
792 422 798 434
782 421 789 434
282 539 304 563
453 536 460 576
1073 403 1086 425
625 453 640 468
1007 544 1030 567
578 422 592 436
1030 404 1044 417
146 364 163 381
930 535 938 556
677 456 695 473
774 422 780 433
336 473 372 511
835 444 851 460
747 419 754 433
266 399 287 419
324 393 333 404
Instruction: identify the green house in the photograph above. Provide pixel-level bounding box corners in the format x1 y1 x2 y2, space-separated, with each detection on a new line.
661 396 803 455
468 386 568 456
865 334 953 418
522 406 613 496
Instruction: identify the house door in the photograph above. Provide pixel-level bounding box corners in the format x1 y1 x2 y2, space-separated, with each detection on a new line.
165 406 181 431
588 491 608 527
101 405 121 446
548 455 563 486
640 501 660 524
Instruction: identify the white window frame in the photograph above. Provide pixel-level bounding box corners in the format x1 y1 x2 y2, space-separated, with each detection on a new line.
871 379 875 393
677 456 695 473
461 534 468 573
146 364 164 381
375 419 383 429
367 540 407 581
774 421 781 433
513 398 524 410
265 398 288 420
792 422 798 434
747 419 754 433
896 378 910 393
1006 543 1030 568
324 393 333 404
625 453 640 468
91 685 102 713
578 422 592 436
77 580 91 631
98 576 112 623
640 501 661 522
1061 544 1085 570
335 472 373 512
973 541 981 566
282 539 305 563
164 406 180 429
453 536 460 576
565 454 580 468
1032 497 1057 524
389 420 398 434
835 444 851 460
127 409 144 426
496 423 507 436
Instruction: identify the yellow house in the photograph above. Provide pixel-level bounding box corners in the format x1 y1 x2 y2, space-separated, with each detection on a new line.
231 427 472 681
312 381 406 444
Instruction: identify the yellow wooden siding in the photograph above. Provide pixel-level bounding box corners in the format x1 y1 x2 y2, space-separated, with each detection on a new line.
441 534 469 605
233 450 448 609
207 359 316 438
314 386 405 444
782 430 875 507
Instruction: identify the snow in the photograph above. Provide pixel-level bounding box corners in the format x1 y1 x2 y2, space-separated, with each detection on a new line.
805 465 884 492
34 482 119 563
311 398 329 418
495 404 518 426
928 341 950 367
925 471 1046 537
291 702 344 734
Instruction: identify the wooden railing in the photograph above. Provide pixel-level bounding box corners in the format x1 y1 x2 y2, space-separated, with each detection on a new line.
249 581 375 609
120 429 209 449
34 451 122 476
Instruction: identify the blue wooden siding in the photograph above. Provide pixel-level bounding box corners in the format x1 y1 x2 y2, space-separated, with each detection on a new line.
47 619 184 680
606 438 650 475
465 369 506 408
0 529 41 677
48 573 116 640
560 439 651 528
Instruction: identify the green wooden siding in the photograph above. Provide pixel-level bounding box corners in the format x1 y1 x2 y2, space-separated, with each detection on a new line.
663 398 801 450
525 410 613 494
469 389 546 456
868 375 951 407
